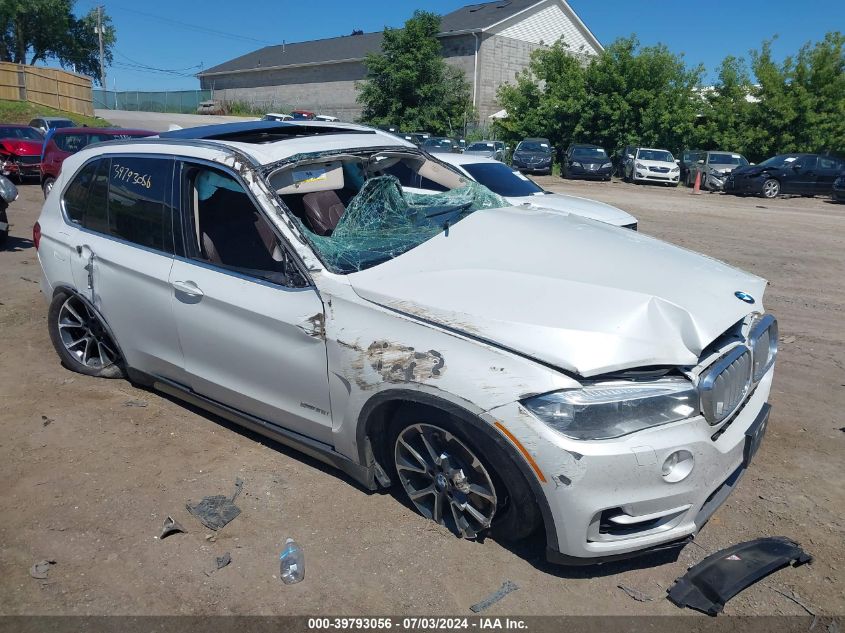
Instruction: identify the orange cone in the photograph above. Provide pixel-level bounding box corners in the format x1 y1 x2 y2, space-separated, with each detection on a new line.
692 170 702 194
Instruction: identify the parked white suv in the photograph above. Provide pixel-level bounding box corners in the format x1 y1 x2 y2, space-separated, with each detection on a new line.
35 120 777 564
437 153 637 229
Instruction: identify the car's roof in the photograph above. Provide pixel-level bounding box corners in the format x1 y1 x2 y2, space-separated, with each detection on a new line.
39 116 75 122
637 147 673 152
570 143 603 148
521 137 550 142
83 120 414 166
2 123 34 128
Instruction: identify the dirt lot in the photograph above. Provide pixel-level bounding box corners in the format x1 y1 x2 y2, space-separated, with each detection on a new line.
1 177 843 617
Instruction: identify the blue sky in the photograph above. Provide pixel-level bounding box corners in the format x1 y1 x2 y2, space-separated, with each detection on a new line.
73 0 844 91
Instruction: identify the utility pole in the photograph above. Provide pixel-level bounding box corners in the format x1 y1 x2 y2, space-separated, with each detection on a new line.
96 5 106 90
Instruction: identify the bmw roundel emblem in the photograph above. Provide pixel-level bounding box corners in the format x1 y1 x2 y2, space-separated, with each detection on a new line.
735 291 755 304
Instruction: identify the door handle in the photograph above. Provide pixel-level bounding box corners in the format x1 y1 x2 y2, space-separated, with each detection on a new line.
171 280 204 297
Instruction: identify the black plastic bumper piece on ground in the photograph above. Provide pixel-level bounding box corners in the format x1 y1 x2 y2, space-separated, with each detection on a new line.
667 536 812 616
546 535 692 566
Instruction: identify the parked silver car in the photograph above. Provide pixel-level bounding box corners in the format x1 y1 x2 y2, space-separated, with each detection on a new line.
463 141 505 161
688 151 749 190
35 120 777 564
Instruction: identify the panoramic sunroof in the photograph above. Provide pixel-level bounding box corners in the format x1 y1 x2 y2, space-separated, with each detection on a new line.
160 121 375 144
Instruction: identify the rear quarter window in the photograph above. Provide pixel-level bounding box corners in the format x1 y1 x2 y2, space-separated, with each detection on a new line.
108 157 174 252
62 155 175 253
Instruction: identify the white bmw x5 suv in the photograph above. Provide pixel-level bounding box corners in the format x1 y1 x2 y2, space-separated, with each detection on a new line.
35 121 777 564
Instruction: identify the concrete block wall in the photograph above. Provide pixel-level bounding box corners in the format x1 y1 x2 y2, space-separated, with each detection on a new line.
477 33 544 119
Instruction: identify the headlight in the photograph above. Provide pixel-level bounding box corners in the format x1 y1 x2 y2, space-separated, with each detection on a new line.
571 161 582 167
671 166 680 173
521 377 698 441
601 161 612 168
636 162 646 169
710 169 723 178
750 314 778 381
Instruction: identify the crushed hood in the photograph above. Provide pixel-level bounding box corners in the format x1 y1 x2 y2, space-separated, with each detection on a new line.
348 206 767 377
507 192 636 227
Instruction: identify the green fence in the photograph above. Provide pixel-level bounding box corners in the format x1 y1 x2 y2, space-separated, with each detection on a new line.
93 89 212 114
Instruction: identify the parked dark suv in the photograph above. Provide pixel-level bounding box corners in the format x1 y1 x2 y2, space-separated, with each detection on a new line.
562 144 612 180
725 153 845 198
511 138 553 175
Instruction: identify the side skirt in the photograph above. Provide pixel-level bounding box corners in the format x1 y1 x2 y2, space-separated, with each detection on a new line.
148 373 378 491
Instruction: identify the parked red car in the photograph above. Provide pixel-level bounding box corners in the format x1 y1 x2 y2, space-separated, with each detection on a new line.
290 110 315 120
0 124 44 182
40 127 155 196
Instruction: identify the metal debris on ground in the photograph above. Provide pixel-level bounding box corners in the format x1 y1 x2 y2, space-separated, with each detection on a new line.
469 580 519 613
29 559 56 579
186 478 244 531
41 415 53 427
159 516 186 540
123 399 148 408
205 552 232 576
618 584 654 602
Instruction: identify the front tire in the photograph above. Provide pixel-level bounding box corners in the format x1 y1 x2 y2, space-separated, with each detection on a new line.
48 290 125 378
761 178 780 198
388 406 539 542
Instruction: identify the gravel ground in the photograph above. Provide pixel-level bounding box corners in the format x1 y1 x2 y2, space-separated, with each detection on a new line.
1 176 843 617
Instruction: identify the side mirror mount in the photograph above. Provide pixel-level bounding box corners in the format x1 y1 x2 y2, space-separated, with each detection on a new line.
675 159 681 164
627 154 634 159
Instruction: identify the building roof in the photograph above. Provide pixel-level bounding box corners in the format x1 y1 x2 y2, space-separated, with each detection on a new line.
439 0 541 33
200 0 545 77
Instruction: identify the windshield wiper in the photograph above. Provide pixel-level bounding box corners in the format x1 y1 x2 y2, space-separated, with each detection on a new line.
424 201 474 219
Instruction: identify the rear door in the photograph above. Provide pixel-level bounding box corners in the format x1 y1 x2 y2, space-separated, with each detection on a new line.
816 156 844 195
169 160 333 443
791 155 818 194
62 154 185 381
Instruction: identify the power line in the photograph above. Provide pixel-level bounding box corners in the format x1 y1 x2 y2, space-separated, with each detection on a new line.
114 49 202 75
106 4 275 45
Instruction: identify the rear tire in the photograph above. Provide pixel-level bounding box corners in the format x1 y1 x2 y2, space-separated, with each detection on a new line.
42 177 56 199
47 290 125 378
0 206 8 247
387 405 540 542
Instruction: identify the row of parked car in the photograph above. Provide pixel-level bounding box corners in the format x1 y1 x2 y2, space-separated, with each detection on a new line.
559 143 845 199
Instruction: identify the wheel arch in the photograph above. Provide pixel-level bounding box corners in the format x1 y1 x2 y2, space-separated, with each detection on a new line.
50 283 128 369
355 388 559 554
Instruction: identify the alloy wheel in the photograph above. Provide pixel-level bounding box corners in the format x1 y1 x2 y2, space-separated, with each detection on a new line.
394 423 497 539
762 179 780 198
57 295 119 369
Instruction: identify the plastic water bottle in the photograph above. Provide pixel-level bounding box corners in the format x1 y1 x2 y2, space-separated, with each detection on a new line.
279 538 304 584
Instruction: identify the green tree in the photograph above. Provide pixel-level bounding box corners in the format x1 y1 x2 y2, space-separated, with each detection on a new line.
495 40 586 151
577 37 702 153
358 10 474 135
694 55 756 154
746 32 844 160
0 0 115 83
496 36 701 155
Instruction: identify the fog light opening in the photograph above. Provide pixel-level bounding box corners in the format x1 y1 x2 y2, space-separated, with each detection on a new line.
662 450 694 483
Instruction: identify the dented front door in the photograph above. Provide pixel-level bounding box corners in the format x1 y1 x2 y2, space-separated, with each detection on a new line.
169 259 333 443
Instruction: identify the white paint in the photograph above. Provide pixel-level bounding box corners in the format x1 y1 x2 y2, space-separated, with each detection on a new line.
493 2 598 54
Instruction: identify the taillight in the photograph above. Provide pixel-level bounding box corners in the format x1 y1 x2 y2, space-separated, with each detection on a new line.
33 221 41 250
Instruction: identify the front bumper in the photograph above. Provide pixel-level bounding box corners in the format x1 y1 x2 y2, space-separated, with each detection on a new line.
706 173 727 190
513 160 552 174
831 187 845 202
633 169 680 184
486 366 774 563
567 165 612 179
2 158 41 178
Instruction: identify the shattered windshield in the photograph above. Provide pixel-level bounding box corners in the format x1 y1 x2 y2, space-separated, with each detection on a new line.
272 152 508 274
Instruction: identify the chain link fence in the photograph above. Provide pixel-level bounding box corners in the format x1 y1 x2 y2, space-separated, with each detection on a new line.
93 89 212 114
